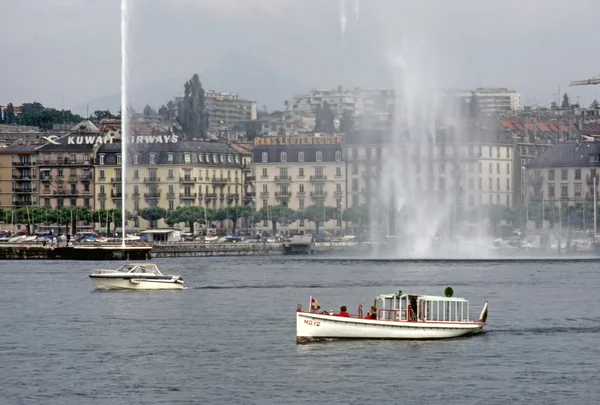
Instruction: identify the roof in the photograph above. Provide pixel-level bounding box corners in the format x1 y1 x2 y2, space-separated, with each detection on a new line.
527 141 600 169
0 145 39 154
97 140 242 166
140 229 178 234
70 120 99 132
498 119 570 136
230 142 254 155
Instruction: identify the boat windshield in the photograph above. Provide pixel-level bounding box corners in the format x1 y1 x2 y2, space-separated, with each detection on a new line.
116 264 137 273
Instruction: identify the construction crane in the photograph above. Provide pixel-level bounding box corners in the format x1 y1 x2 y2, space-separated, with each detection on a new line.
570 74 600 86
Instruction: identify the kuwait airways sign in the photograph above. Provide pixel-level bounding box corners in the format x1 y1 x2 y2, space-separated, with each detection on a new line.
42 134 180 145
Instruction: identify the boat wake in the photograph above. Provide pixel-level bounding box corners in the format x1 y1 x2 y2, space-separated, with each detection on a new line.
489 325 600 335
194 281 472 290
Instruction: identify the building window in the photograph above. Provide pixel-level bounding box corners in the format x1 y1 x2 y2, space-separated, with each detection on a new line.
548 170 555 181
99 169 105 179
506 163 510 175
507 178 510 191
169 200 174 210
99 200 105 210
227 155 233 164
262 184 268 193
262 152 268 163
335 151 341 161
117 154 122 164
561 169 568 180
99 154 105 165
168 169 174 179
299 168 304 177
299 184 305 193
262 168 268 178
575 169 581 180
219 154 225 163
548 184 555 198
336 167 341 177
134 185 139 195
496 163 500 174
263 199 268 209
280 152 287 162
184 153 191 164
561 184 568 197
150 154 156 164
167 153 173 163
198 154 203 163
133 154 139 164
507 147 511 159
316 151 322 162
496 178 500 190
299 152 304 162
299 199 304 209
235 155 240 164
574 184 582 197
133 169 139 179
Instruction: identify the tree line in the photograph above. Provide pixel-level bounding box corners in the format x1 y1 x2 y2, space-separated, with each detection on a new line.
0 102 84 130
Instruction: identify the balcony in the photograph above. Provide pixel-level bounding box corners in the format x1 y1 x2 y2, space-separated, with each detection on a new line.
245 191 256 197
12 161 31 167
333 190 344 197
166 192 175 199
310 191 328 198
54 190 81 196
179 176 197 184
12 188 32 194
296 191 306 197
98 192 107 198
204 193 217 199
211 177 230 184
180 193 197 200
275 191 292 198
111 190 122 198
246 175 256 182
12 175 33 181
111 177 122 183
69 175 79 183
55 175 65 182
14 201 33 206
260 191 270 197
144 191 161 199
275 175 292 183
143 177 161 184
41 175 52 182
310 175 328 182
227 193 240 199
81 175 92 182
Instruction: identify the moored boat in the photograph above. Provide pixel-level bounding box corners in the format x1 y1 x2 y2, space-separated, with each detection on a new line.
296 289 488 344
89 263 184 290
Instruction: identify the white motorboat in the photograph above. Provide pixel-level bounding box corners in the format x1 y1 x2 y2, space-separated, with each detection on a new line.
89 263 185 290
296 289 488 344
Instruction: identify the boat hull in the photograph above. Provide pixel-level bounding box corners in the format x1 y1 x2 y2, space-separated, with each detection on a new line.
296 312 484 343
90 276 184 290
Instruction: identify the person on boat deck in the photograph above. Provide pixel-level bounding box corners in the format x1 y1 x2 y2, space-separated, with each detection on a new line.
336 306 351 317
364 306 377 320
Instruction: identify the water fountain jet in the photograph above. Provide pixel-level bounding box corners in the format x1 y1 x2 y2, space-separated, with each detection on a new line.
120 0 129 247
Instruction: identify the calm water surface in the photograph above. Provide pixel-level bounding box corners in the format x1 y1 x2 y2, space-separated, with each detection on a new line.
1 257 599 404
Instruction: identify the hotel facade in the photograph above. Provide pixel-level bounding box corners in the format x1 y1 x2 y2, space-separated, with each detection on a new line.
252 135 346 233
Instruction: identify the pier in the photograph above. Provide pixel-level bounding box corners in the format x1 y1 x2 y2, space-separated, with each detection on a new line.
0 245 152 260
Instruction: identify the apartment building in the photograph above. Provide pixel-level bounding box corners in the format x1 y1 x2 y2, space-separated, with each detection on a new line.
95 140 244 229
252 135 346 232
0 145 39 209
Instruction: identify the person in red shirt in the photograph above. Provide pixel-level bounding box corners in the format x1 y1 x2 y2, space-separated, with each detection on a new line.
364 306 377 320
336 306 351 317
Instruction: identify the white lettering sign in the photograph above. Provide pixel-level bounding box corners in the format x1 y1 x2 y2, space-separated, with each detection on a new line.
44 134 179 146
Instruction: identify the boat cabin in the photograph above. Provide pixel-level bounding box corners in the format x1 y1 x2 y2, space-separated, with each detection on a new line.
116 263 162 275
376 291 470 323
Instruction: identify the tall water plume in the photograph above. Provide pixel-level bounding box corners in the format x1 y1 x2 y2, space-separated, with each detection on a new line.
120 0 129 246
339 0 347 39
368 40 492 258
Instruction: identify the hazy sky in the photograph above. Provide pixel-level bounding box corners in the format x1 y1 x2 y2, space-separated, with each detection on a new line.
2 0 600 111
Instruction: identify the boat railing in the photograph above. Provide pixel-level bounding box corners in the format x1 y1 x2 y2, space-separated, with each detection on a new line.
377 309 406 321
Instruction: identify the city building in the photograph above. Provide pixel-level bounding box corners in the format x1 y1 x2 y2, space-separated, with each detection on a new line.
525 141 600 212
230 141 256 208
95 139 244 230
446 88 521 115
344 118 518 213
35 121 100 210
0 145 39 209
252 135 346 233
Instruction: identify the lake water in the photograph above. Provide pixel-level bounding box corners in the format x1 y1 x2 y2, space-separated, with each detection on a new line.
1 257 599 404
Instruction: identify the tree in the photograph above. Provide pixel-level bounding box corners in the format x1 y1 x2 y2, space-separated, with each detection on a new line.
339 110 354 133
591 100 600 109
259 205 295 235
157 104 169 122
561 93 570 109
13 102 84 130
139 207 167 229
314 104 323 132
321 102 335 133
303 205 337 235
143 105 156 117
177 73 207 138
91 110 113 122
342 205 369 234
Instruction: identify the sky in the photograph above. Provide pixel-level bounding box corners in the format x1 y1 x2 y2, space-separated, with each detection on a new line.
2 0 600 113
